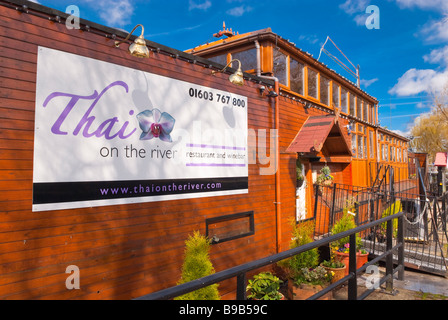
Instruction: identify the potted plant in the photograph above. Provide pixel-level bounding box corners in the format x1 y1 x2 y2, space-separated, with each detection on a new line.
246 272 284 300
330 199 368 275
321 260 346 284
296 158 305 188
278 220 332 300
174 231 220 300
316 165 334 187
377 199 402 243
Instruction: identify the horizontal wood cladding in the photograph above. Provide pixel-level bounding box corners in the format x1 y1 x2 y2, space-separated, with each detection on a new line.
0 5 285 300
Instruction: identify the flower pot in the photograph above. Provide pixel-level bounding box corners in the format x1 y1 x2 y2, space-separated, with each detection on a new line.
287 280 332 300
322 265 346 284
322 180 333 187
357 252 369 269
334 251 369 275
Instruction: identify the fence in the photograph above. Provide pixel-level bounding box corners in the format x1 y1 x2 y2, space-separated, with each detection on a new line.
136 212 405 300
313 179 448 276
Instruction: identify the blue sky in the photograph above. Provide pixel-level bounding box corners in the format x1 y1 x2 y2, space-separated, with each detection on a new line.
33 0 448 137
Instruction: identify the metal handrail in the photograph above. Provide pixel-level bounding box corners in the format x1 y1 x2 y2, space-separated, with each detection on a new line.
135 212 404 300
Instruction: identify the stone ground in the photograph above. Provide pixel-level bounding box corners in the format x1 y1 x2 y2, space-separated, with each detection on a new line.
332 266 448 300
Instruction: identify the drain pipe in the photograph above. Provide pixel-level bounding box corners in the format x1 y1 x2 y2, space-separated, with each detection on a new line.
255 40 282 253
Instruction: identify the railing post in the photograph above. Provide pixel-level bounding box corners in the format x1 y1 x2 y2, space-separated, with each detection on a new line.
397 214 405 281
348 233 357 300
236 273 246 300
330 183 337 227
385 219 394 292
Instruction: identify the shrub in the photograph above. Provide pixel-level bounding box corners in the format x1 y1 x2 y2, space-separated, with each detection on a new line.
174 231 220 300
246 272 283 300
279 220 319 280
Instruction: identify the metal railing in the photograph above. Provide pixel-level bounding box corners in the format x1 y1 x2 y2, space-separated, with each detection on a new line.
135 212 404 300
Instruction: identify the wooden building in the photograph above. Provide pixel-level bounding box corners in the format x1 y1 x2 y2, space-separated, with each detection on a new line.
187 26 411 219
0 1 409 300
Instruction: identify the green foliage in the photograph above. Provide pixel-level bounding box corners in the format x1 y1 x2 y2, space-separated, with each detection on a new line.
175 231 220 300
293 266 331 286
279 220 319 281
296 158 304 180
380 200 402 237
330 199 363 252
246 272 283 300
331 212 360 250
316 165 334 185
321 260 345 269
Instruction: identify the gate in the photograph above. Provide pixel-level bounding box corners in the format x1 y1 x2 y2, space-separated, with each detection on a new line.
313 162 448 276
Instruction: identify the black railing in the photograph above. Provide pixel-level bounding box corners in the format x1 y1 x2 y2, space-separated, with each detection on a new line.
135 212 404 300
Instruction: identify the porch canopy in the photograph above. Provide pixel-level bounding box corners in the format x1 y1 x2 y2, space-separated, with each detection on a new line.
286 114 353 163
434 152 448 167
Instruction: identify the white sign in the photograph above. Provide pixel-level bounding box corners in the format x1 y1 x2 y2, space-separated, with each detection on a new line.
33 47 248 211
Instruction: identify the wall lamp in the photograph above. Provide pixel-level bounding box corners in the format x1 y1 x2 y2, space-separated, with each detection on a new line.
267 90 278 98
114 24 150 58
212 59 244 86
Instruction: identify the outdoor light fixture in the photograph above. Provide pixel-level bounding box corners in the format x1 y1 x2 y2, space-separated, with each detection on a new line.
114 24 150 58
212 59 244 86
267 90 278 98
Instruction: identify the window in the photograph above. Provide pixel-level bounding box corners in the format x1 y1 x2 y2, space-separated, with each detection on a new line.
208 54 227 66
352 134 357 158
363 102 368 120
307 68 318 99
358 135 364 158
357 100 363 120
320 76 330 105
368 104 373 123
341 88 348 113
369 131 374 158
232 49 258 72
332 83 340 109
290 59 304 95
364 136 367 160
273 48 287 86
349 93 356 116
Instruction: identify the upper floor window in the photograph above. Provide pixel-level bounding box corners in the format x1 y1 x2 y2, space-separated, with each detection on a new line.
357 100 363 121
332 83 340 109
349 93 356 116
232 48 258 72
208 54 227 66
341 88 348 113
290 59 304 95
363 102 368 121
320 76 330 106
273 48 288 86
307 68 318 99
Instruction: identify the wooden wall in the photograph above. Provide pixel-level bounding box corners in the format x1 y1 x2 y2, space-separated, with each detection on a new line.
0 4 284 299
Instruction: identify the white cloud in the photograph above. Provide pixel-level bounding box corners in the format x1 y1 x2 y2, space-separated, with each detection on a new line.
389 68 448 96
423 45 448 66
189 0 212 11
339 0 370 15
339 0 371 26
360 78 379 88
226 5 253 17
419 18 448 43
394 0 448 12
80 0 134 27
391 129 411 137
100 0 134 26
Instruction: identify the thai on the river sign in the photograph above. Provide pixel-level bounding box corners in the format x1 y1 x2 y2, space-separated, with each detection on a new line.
33 47 248 211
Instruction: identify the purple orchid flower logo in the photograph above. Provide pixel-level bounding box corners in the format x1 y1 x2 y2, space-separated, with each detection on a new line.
136 108 175 142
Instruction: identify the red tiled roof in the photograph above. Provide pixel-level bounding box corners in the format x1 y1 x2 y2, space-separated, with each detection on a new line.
434 152 447 167
286 115 352 156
